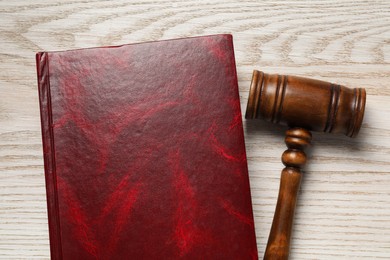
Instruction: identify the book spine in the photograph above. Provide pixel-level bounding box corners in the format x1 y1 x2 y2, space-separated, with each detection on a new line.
36 52 63 260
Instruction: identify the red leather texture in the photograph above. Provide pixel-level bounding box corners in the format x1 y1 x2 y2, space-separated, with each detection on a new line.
36 34 258 259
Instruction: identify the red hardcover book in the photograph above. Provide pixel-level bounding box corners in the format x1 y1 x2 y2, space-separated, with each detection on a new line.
36 34 258 259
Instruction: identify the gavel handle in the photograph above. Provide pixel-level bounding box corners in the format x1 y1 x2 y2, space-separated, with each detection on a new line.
264 167 302 259
264 128 312 260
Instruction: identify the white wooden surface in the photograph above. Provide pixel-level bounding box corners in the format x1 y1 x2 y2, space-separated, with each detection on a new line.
1 0 390 259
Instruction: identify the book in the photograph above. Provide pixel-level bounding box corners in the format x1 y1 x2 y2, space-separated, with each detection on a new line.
36 34 258 259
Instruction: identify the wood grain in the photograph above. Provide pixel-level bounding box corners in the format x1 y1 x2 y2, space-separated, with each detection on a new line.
1 0 389 258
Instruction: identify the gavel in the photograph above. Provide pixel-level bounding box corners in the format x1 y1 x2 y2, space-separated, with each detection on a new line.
246 70 366 259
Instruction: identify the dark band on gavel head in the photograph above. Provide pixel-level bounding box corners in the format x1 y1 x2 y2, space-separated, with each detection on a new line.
246 70 366 137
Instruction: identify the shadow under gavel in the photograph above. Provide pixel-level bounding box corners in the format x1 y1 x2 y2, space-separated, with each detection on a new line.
245 70 366 260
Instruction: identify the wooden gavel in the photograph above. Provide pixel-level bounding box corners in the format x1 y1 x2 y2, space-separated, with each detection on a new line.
246 70 366 259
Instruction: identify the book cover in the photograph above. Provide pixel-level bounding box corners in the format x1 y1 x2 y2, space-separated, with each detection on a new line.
36 34 258 259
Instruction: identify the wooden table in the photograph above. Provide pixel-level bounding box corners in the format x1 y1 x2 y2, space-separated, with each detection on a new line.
1 1 389 258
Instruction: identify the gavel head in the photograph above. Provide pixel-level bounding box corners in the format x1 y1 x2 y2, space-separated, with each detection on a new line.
246 70 366 137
